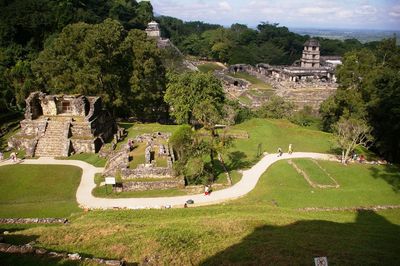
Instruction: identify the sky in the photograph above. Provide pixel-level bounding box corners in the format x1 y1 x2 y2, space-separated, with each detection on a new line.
149 0 400 30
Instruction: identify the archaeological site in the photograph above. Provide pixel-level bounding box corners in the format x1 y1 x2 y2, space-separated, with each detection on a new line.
8 92 117 157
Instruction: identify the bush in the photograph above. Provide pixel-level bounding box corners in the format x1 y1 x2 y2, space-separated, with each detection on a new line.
257 95 294 119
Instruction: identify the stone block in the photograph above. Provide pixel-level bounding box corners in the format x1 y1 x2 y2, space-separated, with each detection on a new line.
0 243 11 252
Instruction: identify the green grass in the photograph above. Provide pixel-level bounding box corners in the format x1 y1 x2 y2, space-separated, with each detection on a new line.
198 62 224 73
128 143 147 168
1 120 399 264
92 186 188 198
292 158 337 186
62 153 107 167
238 159 400 209
228 72 272 90
9 159 400 264
224 118 334 170
0 165 82 218
117 122 179 149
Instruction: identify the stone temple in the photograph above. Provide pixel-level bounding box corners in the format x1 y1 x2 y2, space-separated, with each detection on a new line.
9 92 117 157
254 39 340 83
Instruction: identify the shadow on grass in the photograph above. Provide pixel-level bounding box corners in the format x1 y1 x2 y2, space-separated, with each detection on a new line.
227 151 252 171
118 122 134 130
370 164 400 192
201 210 400 265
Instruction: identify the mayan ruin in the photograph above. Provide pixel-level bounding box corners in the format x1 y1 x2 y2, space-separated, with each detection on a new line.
8 92 117 157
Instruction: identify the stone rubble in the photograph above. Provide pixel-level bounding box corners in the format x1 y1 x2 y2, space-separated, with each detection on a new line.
0 236 126 265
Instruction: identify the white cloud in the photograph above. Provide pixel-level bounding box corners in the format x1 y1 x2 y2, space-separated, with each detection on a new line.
218 1 232 12
389 6 400 17
355 5 377 15
298 7 339 16
151 0 399 29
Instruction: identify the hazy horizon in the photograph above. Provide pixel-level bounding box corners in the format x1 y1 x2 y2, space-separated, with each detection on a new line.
150 0 400 31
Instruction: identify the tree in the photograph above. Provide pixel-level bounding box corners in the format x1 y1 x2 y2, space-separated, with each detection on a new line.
164 72 225 125
258 95 294 119
32 19 165 119
169 125 194 160
320 37 400 162
333 117 373 164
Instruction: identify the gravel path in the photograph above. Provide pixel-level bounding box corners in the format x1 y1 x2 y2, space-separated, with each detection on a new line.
0 152 335 209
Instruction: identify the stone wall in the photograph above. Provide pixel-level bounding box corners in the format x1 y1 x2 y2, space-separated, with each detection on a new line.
0 218 68 224
70 139 95 154
120 178 185 192
103 148 129 176
70 122 92 136
121 166 175 179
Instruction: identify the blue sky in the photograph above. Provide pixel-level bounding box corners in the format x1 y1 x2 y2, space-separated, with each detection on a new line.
149 0 400 30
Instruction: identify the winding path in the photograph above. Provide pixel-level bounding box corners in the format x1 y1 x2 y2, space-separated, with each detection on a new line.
0 152 335 209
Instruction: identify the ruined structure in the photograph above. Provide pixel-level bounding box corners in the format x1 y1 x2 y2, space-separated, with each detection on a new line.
145 21 198 71
256 39 339 82
218 39 340 109
103 132 184 192
229 39 340 83
145 21 161 38
301 39 320 68
9 92 117 157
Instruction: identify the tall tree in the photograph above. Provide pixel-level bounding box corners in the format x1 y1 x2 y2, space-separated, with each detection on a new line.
320 37 400 162
164 72 225 125
333 117 373 164
32 19 165 118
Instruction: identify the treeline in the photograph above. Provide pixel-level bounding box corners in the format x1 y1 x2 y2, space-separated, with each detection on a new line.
319 38 400 163
0 0 155 115
157 16 368 65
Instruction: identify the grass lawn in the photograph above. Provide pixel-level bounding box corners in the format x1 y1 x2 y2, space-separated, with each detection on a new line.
228 72 272 90
237 159 400 209
292 159 337 186
223 118 334 172
0 165 82 218
129 143 147 168
6 159 400 265
1 120 399 264
61 153 107 167
198 62 224 73
92 186 188 198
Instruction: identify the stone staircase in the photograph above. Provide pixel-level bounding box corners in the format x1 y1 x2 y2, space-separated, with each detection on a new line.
34 120 70 157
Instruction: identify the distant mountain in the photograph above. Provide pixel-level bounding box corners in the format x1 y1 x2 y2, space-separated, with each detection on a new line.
290 27 400 43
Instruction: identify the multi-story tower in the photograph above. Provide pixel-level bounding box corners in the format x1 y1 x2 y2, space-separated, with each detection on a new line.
301 39 320 68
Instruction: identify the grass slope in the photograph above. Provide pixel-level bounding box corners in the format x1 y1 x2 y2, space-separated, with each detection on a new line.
2 159 399 265
0 165 82 218
228 72 272 90
198 62 224 73
237 159 400 209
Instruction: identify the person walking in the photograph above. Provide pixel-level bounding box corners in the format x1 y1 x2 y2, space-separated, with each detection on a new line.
288 144 293 155
277 147 283 157
204 185 210 196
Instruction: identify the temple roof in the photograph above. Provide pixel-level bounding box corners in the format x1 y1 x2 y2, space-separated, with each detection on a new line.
304 39 320 47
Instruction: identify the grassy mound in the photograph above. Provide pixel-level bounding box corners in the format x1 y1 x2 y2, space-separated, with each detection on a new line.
0 165 82 218
198 62 224 73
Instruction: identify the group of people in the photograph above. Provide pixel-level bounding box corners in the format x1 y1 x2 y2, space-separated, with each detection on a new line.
277 144 293 157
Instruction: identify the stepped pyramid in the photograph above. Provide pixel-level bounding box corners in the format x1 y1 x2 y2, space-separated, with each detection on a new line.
9 92 117 157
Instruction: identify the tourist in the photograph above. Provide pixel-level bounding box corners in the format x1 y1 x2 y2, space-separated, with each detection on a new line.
10 152 17 162
184 203 188 208
0 151 3 161
277 147 283 157
128 139 133 151
204 185 210 196
288 144 293 154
